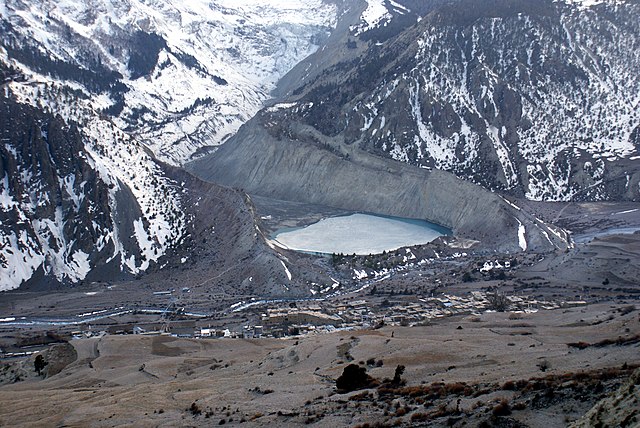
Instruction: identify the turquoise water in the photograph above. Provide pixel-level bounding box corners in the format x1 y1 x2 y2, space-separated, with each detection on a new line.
271 213 450 255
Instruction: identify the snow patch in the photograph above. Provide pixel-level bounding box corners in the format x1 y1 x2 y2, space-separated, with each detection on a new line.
280 260 292 281
516 218 527 251
351 0 391 36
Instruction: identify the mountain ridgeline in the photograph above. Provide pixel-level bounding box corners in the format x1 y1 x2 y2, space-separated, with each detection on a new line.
0 0 337 165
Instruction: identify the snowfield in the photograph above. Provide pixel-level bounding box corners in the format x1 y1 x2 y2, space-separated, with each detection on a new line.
1 0 338 165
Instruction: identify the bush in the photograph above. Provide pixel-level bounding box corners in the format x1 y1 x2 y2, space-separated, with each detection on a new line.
492 399 511 416
395 406 408 417
411 412 430 422
567 341 590 349
34 355 47 375
336 364 378 392
189 402 202 416
501 380 516 390
537 359 551 372
444 382 468 395
392 365 406 386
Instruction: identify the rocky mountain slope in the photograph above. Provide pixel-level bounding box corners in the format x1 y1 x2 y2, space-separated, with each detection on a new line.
0 62 183 290
570 367 640 428
232 0 640 203
0 0 345 291
0 59 309 293
191 0 593 252
3 0 638 288
1 0 338 165
191 114 570 252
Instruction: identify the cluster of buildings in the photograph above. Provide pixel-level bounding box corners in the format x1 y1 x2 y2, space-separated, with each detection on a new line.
66 292 587 341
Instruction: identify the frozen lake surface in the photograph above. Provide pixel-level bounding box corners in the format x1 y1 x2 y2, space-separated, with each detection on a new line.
272 213 450 255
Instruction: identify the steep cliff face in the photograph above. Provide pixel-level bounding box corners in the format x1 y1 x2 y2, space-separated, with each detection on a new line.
0 59 328 294
272 0 640 202
190 115 570 252
1 93 135 289
0 71 190 290
0 86 310 294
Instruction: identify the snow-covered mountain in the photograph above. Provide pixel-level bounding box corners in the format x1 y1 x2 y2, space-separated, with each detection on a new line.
3 0 638 290
0 61 315 293
263 0 640 202
1 63 188 290
0 0 341 291
1 0 338 165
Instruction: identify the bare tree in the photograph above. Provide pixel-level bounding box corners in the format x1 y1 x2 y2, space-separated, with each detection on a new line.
487 291 509 312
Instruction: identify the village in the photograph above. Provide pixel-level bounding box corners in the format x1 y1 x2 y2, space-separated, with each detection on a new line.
66 291 587 342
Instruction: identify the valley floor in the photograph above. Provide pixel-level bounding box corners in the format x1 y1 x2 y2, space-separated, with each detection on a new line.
0 303 638 427
0 200 639 426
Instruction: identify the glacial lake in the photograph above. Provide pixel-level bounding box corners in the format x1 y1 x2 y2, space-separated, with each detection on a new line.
271 213 450 255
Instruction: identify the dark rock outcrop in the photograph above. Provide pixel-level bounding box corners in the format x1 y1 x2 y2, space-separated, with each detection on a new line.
0 91 129 288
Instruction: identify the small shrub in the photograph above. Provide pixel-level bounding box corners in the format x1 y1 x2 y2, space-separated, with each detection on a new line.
189 402 202 416
501 380 516 390
34 355 47 375
395 406 408 417
567 341 590 349
444 382 468 395
349 391 372 401
411 412 430 422
492 399 511 416
392 365 406 386
537 359 551 372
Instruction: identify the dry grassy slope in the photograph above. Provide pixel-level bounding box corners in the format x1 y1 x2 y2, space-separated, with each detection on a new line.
0 303 638 427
